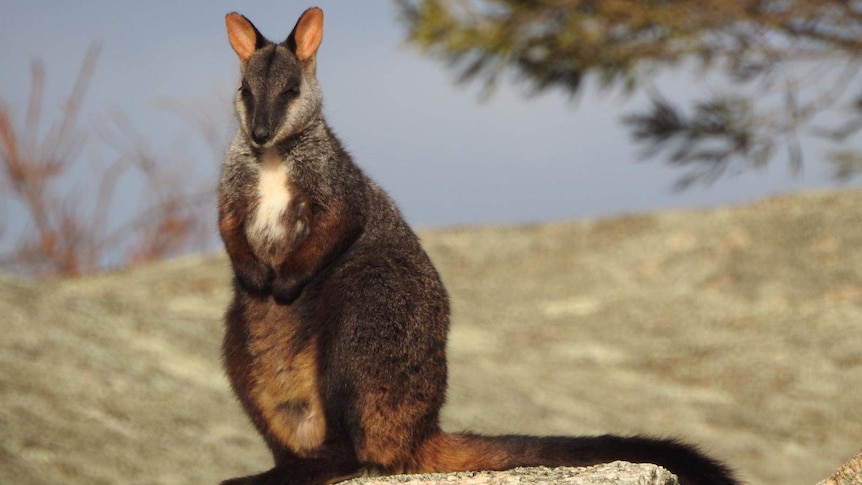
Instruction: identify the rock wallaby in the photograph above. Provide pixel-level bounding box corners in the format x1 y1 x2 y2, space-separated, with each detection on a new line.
218 7 738 485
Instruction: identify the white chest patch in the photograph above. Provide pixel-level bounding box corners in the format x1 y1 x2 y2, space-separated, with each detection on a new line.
247 150 291 247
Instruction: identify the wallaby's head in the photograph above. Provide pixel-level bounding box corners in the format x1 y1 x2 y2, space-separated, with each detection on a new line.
225 8 324 149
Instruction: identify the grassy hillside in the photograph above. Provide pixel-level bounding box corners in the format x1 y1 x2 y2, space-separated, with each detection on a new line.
2 190 861 485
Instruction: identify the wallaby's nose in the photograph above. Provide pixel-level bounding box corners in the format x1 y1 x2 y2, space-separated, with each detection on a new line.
251 126 271 145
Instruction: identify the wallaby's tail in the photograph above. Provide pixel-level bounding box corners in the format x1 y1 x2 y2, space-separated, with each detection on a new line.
412 432 738 485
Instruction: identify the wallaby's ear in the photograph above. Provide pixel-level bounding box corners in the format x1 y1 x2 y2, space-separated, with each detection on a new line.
225 12 262 62
286 7 324 62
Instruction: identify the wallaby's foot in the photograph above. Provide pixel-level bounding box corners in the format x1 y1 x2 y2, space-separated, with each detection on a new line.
221 465 358 485
220 477 251 485
220 467 283 485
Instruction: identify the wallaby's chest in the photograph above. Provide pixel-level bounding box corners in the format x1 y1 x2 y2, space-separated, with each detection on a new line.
246 149 293 263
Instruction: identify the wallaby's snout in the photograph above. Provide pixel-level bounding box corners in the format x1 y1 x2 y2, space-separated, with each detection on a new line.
251 124 272 146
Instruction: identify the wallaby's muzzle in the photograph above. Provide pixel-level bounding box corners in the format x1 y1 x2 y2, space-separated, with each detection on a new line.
251 125 271 146
249 105 274 147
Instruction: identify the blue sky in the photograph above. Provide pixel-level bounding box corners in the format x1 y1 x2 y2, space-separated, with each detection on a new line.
1 1 851 243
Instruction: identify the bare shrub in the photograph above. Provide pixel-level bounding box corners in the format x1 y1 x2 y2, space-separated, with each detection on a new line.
0 45 221 277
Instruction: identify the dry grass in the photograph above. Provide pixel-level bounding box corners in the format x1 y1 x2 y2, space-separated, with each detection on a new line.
1 189 861 484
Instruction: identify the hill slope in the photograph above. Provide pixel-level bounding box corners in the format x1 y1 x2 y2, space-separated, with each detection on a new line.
2 190 861 485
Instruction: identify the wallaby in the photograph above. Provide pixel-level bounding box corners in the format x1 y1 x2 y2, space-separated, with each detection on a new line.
218 7 738 485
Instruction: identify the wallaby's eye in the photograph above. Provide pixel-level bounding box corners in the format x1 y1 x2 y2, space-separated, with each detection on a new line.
281 86 300 99
239 81 251 96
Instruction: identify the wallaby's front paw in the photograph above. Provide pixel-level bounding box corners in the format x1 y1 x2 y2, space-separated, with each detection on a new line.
234 261 274 294
272 274 305 304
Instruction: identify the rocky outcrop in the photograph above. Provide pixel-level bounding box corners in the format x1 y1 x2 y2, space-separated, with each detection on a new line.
344 462 678 485
818 450 862 485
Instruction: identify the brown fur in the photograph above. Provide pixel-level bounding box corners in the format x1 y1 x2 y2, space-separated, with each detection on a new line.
247 328 324 456
219 199 273 293
352 388 435 472
223 296 324 455
412 433 513 473
272 198 360 303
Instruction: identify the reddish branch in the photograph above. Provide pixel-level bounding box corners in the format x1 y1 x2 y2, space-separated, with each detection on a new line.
0 46 215 277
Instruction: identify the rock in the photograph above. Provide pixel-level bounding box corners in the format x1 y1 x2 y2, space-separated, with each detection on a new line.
818 450 862 485
343 462 678 485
